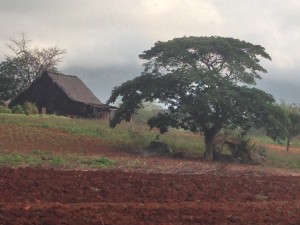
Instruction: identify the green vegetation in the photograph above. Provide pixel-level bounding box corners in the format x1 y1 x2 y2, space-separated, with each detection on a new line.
22 102 39 115
0 151 66 167
107 36 283 161
1 102 38 115
267 150 300 169
0 106 11 114
271 102 300 151
81 157 116 168
0 150 117 169
251 134 300 148
11 105 25 114
0 114 300 170
134 101 165 123
0 114 203 155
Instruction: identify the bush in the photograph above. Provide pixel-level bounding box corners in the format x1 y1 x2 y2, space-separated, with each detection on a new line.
11 105 25 114
0 106 12 114
23 102 39 115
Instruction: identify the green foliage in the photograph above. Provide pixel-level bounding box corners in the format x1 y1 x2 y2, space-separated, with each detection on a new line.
139 36 271 84
0 106 12 114
11 105 25 114
0 60 28 101
266 102 300 151
23 102 38 115
108 36 275 160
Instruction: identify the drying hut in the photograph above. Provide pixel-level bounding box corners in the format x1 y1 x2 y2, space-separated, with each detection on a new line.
10 71 115 119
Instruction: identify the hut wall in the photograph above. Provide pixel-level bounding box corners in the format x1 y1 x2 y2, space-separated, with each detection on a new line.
10 75 86 117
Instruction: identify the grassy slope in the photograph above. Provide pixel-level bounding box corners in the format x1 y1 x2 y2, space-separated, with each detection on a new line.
0 114 204 153
0 114 300 170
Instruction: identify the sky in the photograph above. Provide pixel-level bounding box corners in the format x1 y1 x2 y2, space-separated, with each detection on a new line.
1 0 300 103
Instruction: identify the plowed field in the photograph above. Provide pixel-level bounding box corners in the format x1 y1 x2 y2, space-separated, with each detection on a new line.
0 124 300 224
0 168 300 224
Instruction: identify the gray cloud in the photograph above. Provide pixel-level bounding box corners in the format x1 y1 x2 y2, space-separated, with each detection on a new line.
64 63 142 102
257 67 300 104
1 0 300 103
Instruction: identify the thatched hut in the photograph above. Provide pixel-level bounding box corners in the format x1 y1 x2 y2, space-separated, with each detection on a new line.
9 71 115 119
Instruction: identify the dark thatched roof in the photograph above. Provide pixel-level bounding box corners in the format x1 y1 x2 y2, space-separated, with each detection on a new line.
45 71 103 106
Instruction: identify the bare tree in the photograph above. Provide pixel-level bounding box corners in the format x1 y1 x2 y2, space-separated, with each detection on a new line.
0 33 67 100
5 33 67 85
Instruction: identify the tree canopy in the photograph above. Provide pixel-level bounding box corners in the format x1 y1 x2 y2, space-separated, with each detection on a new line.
107 36 280 160
0 34 66 101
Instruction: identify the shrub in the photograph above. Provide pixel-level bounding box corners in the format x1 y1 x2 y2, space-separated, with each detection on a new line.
23 102 39 115
0 106 12 114
11 105 25 114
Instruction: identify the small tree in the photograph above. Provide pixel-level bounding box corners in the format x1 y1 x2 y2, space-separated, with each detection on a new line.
0 60 28 101
267 103 300 151
108 36 280 161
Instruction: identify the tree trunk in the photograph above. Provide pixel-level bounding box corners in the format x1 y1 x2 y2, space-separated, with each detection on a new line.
286 137 291 152
203 131 216 161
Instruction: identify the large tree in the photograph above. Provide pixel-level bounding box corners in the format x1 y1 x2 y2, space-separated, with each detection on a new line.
107 36 279 160
0 33 66 101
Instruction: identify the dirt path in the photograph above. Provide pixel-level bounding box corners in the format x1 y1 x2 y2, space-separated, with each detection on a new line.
264 143 300 152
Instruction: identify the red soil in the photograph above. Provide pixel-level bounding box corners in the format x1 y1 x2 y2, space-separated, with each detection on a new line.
0 168 299 224
0 124 300 224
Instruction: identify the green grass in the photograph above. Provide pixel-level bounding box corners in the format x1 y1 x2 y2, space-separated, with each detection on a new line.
266 150 300 170
80 157 117 168
250 134 300 148
0 150 118 169
160 129 205 157
249 135 278 145
0 114 204 155
0 152 41 167
0 151 69 167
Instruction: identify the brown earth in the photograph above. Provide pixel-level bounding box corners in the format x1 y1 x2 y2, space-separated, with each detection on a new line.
0 124 300 224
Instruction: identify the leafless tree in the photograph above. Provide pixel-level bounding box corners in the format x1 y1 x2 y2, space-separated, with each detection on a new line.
5 33 67 85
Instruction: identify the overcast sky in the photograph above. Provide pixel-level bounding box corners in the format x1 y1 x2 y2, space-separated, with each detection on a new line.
1 0 300 103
